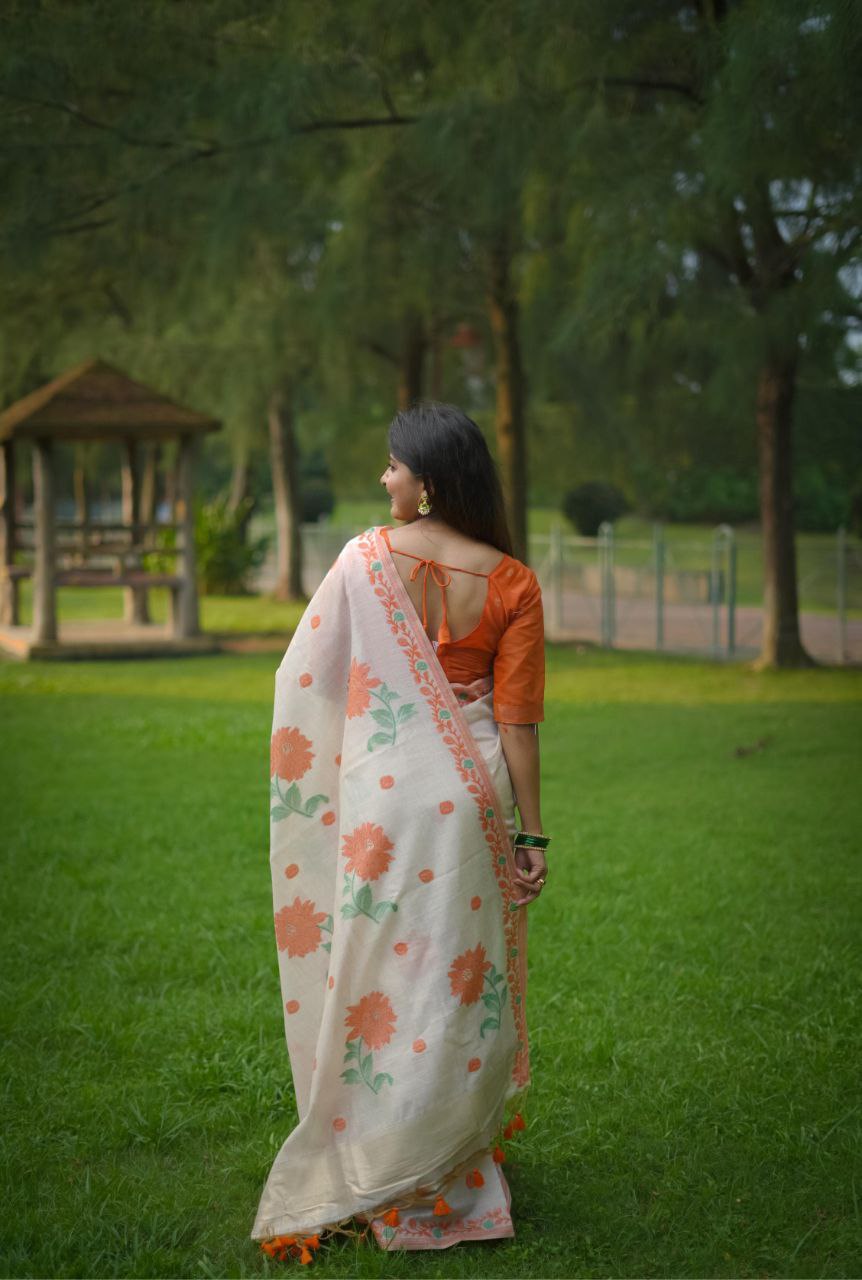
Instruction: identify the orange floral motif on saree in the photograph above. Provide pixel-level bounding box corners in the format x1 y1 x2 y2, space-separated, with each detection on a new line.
347 657 418 751
274 896 331 959
342 991 397 1094
270 726 330 822
449 943 508 1037
341 822 398 923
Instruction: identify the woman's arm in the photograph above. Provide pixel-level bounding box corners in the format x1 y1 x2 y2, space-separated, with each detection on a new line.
498 723 547 906
498 723 542 832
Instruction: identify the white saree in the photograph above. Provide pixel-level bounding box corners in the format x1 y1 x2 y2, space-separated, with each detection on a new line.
252 526 530 1250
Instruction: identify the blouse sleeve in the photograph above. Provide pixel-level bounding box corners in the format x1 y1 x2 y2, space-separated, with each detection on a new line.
492 568 545 724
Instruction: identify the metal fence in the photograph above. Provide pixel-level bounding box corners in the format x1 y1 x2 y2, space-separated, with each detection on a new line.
531 523 861 665
273 522 862 666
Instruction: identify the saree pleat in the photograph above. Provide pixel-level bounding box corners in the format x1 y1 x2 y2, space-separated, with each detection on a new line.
252 527 529 1246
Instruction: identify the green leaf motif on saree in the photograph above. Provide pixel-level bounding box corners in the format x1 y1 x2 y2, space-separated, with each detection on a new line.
341 870 397 924
321 914 334 953
479 964 508 1040
363 681 416 752
341 1037 394 1094
270 775 330 822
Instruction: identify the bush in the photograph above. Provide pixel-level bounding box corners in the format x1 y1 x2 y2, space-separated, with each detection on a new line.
300 449 335 523
562 482 629 536
793 463 854 533
195 496 269 594
663 467 760 525
143 497 269 595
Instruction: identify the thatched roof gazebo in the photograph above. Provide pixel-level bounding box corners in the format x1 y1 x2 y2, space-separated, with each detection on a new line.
0 358 220 659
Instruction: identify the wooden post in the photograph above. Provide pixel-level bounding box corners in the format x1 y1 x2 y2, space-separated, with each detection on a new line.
0 441 18 625
32 438 57 644
172 434 199 637
72 445 90 563
121 437 150 624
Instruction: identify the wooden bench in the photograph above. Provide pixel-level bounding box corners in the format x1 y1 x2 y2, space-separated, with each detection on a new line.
53 570 183 589
0 565 187 631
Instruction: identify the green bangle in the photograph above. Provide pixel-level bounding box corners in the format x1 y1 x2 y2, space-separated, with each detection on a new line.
514 831 550 850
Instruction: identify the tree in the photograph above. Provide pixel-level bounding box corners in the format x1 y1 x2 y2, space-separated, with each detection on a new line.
543 0 862 666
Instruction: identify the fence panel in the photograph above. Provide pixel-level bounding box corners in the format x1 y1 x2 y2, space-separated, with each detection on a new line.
256 521 861 665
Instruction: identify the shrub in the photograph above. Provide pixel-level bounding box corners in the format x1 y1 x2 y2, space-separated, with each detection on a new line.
793 463 853 533
562 482 629 536
143 497 268 595
300 449 335 523
664 467 760 525
195 496 269 594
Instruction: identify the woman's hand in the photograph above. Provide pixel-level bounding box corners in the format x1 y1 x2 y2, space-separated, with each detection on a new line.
512 842 548 907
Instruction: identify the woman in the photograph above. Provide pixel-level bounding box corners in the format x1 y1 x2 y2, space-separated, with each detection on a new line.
253 403 549 1258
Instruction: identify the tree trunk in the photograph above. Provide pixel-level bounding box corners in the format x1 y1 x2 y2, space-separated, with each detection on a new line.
227 443 257 539
429 317 445 399
755 350 814 668
397 310 426 410
268 385 303 601
488 242 528 562
228 447 249 514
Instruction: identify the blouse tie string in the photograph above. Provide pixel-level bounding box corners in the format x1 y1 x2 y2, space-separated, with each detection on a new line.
408 558 453 644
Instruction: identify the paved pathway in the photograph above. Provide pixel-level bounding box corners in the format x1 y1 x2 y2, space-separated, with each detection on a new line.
544 587 861 665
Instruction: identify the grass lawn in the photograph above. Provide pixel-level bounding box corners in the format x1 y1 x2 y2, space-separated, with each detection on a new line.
1 646 860 1278
11 581 307 635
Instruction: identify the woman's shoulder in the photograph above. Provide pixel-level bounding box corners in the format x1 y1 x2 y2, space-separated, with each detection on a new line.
380 523 507 577
498 569 542 627
494 554 541 599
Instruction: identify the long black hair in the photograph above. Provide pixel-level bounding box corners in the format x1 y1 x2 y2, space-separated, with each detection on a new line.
387 402 514 558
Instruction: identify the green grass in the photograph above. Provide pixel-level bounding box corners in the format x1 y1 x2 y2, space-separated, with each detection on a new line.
12 581 307 634
1 648 861 1278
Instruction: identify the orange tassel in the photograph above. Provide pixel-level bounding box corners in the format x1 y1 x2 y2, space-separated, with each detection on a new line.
433 1195 452 1216
513 1112 526 1131
299 1247 313 1264
492 1145 506 1163
466 1168 485 1188
382 1208 400 1227
261 1234 297 1257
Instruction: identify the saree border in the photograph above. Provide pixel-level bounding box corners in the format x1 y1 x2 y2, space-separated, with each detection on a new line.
357 526 529 1089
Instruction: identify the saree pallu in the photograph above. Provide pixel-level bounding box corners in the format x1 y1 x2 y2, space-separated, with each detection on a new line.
252 526 529 1249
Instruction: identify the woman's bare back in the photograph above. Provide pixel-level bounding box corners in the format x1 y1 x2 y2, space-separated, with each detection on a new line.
384 521 506 645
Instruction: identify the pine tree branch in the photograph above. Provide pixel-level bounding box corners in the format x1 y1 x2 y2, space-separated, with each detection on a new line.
0 86 418 155
583 76 704 106
0 89 203 151
360 339 399 366
293 113 419 133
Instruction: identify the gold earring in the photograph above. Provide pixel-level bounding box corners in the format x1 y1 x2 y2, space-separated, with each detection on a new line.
417 490 431 516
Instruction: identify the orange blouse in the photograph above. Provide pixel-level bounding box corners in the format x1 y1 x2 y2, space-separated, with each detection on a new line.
380 526 545 725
